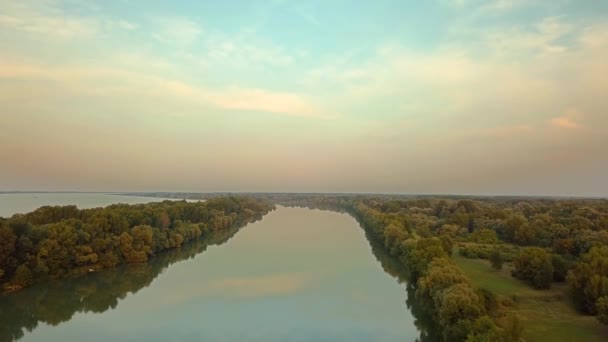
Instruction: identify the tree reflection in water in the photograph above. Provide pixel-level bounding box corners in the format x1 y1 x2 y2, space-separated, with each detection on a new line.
0 224 242 341
2 209 442 342
361 223 442 342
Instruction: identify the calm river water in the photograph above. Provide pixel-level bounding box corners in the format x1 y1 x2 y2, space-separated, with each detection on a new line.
0 194 420 341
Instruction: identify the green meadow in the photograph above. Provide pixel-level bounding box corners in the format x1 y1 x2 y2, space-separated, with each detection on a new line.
453 251 608 342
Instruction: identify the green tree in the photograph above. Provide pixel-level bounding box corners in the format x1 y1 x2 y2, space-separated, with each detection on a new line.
402 237 448 278
466 316 499 342
597 297 608 325
0 225 17 280
0 197 275 292
504 214 528 243
551 254 569 281
11 265 33 288
512 247 553 289
567 246 608 314
438 283 484 340
469 228 499 244
490 249 504 270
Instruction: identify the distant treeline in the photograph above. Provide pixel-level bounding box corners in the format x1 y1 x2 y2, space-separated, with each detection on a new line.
0 197 274 293
278 195 608 341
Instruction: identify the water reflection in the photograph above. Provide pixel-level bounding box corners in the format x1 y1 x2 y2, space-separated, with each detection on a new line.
2 207 436 342
0 225 241 341
361 227 443 342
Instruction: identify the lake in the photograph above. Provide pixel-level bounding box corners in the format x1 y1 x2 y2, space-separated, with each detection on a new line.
0 194 421 341
0 193 194 218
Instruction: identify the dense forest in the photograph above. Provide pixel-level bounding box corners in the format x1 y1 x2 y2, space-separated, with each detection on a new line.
271 194 608 341
0 197 274 293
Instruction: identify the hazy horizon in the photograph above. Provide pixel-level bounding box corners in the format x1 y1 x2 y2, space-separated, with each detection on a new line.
1 190 606 200
1 1 607 197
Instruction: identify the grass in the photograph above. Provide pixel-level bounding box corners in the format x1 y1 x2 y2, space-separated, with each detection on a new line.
453 249 608 342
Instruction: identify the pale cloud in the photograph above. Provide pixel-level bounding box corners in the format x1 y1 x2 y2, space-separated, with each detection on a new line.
153 17 202 45
441 0 471 7
162 80 327 118
550 108 583 129
456 16 574 57
108 19 138 31
200 30 295 67
441 0 535 11
297 15 607 185
580 24 608 48
304 17 606 123
0 59 326 118
550 117 580 129
0 1 138 39
481 0 536 11
111 53 173 71
0 11 98 39
210 88 326 118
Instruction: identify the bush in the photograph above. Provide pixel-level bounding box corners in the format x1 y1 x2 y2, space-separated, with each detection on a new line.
597 297 608 325
10 265 33 288
490 249 504 270
551 254 570 282
469 228 499 244
567 246 608 315
512 247 554 289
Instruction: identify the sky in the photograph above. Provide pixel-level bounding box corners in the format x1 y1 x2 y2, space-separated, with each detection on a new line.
0 0 607 196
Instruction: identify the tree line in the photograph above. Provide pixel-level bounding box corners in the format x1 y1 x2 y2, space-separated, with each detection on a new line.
0 197 274 293
349 200 522 341
273 194 608 340
0 225 242 342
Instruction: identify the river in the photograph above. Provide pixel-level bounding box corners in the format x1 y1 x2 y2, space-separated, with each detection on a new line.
0 194 421 341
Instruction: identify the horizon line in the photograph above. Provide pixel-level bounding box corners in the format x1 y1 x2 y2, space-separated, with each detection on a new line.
1 190 606 200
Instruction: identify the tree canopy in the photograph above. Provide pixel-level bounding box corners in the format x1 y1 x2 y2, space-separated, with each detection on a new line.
0 197 274 293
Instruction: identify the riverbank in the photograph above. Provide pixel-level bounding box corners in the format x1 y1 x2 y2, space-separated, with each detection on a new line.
0 197 274 294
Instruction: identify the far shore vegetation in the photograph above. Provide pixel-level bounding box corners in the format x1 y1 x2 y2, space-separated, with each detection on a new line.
0 197 274 293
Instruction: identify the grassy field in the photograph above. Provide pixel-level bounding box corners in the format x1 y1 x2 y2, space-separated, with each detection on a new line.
453 250 608 342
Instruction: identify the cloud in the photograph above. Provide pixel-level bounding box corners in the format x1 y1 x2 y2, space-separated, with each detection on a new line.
441 0 471 7
550 117 580 129
481 0 536 11
0 11 98 39
0 59 327 118
304 17 606 118
447 16 574 57
295 15 607 185
580 24 608 48
441 0 535 11
1 1 606 195
108 19 138 31
162 80 327 117
199 30 295 67
153 17 202 45
0 1 138 39
550 108 583 129
209 88 326 118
